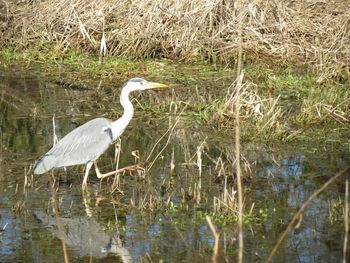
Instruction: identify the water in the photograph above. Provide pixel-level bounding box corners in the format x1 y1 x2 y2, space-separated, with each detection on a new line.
0 65 349 262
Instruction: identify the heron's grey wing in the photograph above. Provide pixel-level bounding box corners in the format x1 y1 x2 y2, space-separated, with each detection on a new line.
33 118 113 174
48 118 113 168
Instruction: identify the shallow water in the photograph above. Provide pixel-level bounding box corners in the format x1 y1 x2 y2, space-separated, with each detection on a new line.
0 65 349 262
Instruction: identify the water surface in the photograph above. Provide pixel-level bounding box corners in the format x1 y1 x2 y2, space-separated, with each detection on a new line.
0 65 349 262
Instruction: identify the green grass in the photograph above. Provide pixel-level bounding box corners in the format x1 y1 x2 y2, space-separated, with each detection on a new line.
1 46 350 146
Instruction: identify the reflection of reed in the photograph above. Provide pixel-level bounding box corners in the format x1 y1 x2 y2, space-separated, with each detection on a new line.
206 216 219 263
0 152 3 179
0 82 32 110
343 175 349 263
49 175 70 263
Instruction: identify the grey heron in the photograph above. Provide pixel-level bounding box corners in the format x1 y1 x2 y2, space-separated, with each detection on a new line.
33 77 169 190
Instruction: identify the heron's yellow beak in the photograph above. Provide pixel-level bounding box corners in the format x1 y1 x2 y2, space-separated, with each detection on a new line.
148 82 169 89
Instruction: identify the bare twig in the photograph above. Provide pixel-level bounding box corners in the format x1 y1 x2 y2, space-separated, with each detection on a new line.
235 0 244 262
52 114 58 146
145 106 186 171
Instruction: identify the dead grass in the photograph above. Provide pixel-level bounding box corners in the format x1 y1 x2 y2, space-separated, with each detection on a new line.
1 0 349 80
215 77 284 135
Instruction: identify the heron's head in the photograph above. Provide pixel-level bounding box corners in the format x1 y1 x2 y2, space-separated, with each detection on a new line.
124 77 169 92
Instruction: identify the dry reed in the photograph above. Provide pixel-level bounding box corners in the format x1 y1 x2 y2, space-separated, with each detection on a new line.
1 0 349 80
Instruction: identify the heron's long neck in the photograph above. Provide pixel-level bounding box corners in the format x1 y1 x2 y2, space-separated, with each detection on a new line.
110 88 134 140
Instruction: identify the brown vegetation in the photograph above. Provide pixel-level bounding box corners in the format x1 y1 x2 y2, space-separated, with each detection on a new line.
0 0 349 81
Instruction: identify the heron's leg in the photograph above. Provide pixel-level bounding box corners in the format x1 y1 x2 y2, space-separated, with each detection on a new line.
94 162 119 179
82 161 93 191
94 162 144 179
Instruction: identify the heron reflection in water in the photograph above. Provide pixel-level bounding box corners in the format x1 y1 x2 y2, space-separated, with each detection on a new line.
33 78 170 190
34 211 133 262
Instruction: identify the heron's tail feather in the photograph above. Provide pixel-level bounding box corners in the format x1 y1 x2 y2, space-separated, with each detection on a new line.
33 155 56 174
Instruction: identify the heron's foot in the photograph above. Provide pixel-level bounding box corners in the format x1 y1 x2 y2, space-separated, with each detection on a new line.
115 164 145 175
95 167 119 179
